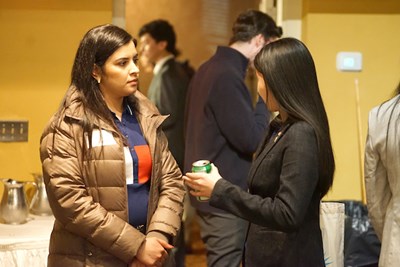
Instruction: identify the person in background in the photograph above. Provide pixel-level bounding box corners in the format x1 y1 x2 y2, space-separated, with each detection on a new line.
40 24 185 267
364 81 400 267
184 38 335 267
184 9 282 267
138 19 193 171
138 19 194 267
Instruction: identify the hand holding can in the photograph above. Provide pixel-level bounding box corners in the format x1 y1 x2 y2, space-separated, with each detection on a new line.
191 160 212 201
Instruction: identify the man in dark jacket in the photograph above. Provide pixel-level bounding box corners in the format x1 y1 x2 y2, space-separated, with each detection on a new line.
184 10 282 267
139 19 192 171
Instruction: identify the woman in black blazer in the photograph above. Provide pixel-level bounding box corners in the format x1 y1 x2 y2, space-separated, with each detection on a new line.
184 38 335 267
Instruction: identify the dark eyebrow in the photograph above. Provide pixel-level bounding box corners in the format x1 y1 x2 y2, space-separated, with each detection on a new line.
115 57 130 62
115 54 137 62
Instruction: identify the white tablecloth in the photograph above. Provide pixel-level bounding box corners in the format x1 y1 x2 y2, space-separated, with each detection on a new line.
0 215 54 267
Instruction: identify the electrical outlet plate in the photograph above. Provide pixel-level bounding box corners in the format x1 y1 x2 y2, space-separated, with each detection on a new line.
0 120 29 142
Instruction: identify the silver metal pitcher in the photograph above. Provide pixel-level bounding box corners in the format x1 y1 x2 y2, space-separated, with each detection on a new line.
30 173 52 216
0 178 32 224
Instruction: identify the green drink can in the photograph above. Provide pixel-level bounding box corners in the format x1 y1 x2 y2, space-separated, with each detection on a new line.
191 160 212 201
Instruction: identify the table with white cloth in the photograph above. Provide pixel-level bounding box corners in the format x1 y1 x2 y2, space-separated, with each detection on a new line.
0 215 54 267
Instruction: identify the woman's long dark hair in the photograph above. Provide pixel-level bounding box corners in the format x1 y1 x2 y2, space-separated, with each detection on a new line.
254 38 335 198
55 24 137 160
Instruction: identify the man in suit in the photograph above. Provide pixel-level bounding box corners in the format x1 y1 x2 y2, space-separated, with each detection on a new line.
138 19 193 267
138 19 192 171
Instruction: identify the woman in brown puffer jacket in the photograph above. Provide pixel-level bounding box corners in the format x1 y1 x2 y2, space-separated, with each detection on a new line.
40 24 185 267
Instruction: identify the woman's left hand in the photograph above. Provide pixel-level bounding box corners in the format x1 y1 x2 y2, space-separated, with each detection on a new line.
183 163 222 198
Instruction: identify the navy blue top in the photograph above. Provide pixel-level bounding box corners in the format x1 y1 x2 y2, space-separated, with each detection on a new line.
113 105 152 229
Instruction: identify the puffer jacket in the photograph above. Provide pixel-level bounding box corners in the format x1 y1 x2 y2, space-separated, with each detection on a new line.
40 87 185 267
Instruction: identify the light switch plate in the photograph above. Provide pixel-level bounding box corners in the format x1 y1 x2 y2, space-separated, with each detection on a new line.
0 120 29 142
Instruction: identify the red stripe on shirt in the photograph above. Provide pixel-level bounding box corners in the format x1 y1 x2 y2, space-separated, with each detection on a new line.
135 145 152 184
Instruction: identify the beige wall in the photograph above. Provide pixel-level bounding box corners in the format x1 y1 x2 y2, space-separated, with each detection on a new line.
302 1 400 200
0 1 112 194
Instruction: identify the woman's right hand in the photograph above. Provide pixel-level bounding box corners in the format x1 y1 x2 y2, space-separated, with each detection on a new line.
183 163 222 198
135 237 173 266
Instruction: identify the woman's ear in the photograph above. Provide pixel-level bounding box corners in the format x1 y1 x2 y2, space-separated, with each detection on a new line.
92 64 101 84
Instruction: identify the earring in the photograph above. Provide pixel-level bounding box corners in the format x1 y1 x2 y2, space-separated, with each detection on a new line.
97 78 101 84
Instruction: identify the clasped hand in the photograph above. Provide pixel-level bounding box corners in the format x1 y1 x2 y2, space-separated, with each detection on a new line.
183 163 222 198
130 237 173 267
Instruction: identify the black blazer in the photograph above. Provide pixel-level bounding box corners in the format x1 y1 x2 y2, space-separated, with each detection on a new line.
210 121 325 267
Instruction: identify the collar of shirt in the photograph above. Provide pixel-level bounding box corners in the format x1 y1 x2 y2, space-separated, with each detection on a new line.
109 101 133 118
216 46 249 77
153 54 174 75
